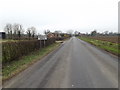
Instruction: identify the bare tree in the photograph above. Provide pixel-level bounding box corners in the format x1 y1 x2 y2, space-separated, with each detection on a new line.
13 24 23 39
26 28 32 40
91 30 97 36
31 27 36 38
104 31 109 35
44 29 50 35
13 24 18 39
74 31 80 36
4 23 12 39
18 24 23 39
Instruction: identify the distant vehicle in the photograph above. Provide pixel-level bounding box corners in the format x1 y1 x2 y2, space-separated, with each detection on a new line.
38 35 47 40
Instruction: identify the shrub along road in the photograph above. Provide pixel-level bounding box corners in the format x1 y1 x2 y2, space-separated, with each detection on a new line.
3 37 118 88
2 42 60 81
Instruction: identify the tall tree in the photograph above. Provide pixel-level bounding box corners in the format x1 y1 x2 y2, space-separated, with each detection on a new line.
4 23 12 39
44 29 50 35
91 30 97 36
74 31 80 36
26 28 31 40
13 24 23 39
31 27 36 38
17 24 23 39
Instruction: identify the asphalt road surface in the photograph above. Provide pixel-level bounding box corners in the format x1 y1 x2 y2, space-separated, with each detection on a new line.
3 37 118 88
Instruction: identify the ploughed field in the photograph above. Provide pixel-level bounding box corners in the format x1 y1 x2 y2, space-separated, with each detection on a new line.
79 36 120 56
87 36 118 43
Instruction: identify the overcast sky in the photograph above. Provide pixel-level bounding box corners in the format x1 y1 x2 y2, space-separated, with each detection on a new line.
0 0 119 34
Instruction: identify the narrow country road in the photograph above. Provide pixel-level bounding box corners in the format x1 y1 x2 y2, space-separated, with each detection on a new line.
3 37 118 88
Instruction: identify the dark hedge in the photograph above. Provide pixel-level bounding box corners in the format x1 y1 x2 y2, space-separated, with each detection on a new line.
2 38 55 64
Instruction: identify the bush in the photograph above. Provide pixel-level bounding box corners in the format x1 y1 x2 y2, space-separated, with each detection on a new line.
2 38 55 64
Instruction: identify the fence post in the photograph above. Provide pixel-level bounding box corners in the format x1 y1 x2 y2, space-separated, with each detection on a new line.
44 40 45 47
40 40 41 49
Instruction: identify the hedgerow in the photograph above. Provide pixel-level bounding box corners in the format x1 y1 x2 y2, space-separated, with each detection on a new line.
2 38 55 64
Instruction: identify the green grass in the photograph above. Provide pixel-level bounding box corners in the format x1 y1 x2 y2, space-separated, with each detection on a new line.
2 42 61 81
79 37 120 56
0 39 19 42
1 39 37 43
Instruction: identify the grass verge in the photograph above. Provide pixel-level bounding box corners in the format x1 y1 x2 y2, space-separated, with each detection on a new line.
79 37 120 56
2 42 61 82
